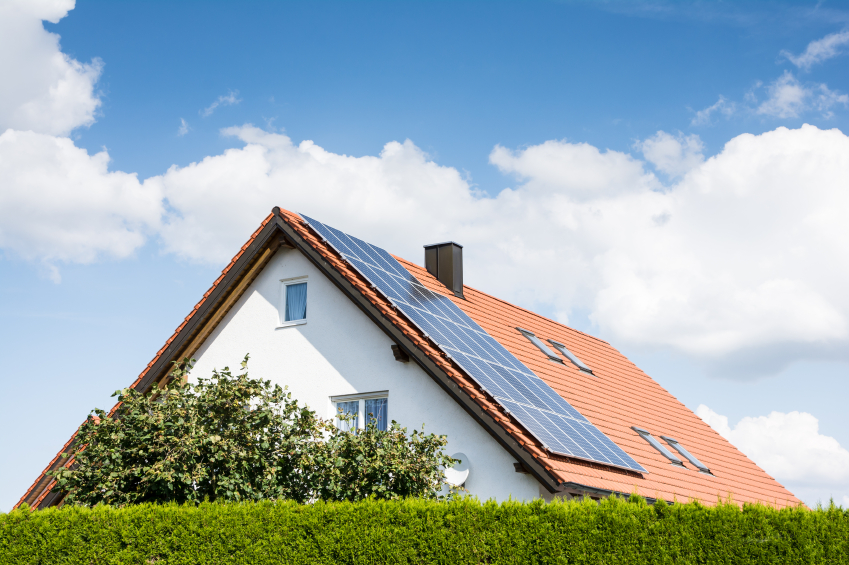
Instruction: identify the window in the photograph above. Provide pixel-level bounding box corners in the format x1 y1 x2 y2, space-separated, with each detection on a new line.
279 277 308 327
331 392 389 432
516 328 562 363
336 400 359 432
632 426 684 466
547 340 594 375
661 436 711 474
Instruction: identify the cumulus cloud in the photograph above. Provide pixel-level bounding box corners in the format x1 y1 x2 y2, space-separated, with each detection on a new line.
3 1 849 372
691 95 735 126
0 0 161 279
150 126 477 263
636 131 704 178
0 0 102 136
144 124 849 370
489 140 658 200
177 118 190 136
757 71 848 119
0 130 163 278
697 405 849 506
201 90 241 117
781 30 849 71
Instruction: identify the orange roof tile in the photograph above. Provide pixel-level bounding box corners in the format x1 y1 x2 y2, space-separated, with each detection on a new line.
284 209 799 507
397 257 800 507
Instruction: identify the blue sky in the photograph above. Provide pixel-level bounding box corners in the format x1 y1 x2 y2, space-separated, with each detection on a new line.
2 0 849 511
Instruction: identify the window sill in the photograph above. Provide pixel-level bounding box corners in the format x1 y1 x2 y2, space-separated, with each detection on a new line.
277 319 307 329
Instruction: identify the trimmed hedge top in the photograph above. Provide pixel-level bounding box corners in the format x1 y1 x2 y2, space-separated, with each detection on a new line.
2 496 847 564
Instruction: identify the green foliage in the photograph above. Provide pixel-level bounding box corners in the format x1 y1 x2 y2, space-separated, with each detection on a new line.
49 356 455 506
1 497 846 564
317 416 454 502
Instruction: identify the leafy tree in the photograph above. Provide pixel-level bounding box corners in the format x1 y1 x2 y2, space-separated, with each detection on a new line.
50 356 456 507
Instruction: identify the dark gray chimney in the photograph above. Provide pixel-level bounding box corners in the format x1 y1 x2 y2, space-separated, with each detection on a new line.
424 241 464 298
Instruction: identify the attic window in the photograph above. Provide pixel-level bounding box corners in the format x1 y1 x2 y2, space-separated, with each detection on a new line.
516 328 562 363
661 436 712 474
547 340 594 375
279 276 308 327
632 426 684 466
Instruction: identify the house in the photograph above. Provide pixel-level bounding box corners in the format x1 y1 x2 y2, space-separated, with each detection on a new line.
17 207 801 509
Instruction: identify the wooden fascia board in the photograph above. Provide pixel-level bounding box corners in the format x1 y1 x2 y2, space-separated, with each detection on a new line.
170 245 277 376
275 214 563 493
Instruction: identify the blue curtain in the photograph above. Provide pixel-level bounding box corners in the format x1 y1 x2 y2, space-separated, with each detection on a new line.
285 282 307 321
365 398 388 431
337 400 359 432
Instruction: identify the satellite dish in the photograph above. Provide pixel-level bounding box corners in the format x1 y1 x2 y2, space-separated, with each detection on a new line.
444 452 470 487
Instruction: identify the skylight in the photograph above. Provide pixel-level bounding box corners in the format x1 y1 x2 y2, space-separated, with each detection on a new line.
516 328 562 362
632 426 684 466
547 340 594 375
661 436 711 474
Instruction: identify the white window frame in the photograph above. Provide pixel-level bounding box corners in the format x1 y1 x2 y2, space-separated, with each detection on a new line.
278 276 308 328
330 391 389 431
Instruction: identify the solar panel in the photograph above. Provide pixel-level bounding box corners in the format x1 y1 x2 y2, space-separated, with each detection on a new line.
300 214 647 474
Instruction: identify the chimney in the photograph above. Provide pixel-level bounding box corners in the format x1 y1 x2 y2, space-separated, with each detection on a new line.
424 241 464 298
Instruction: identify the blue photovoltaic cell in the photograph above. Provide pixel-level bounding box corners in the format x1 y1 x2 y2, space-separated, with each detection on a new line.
300 213 647 474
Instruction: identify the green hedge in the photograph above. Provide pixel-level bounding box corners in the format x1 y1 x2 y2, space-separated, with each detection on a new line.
1 496 847 564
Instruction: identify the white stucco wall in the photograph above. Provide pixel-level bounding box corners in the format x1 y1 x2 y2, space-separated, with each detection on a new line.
189 247 543 502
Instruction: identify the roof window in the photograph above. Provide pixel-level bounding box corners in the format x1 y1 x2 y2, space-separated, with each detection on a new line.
632 427 684 466
547 340 594 375
517 328 562 363
661 436 711 474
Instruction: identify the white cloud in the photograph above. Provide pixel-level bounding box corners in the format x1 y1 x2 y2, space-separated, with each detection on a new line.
151 126 477 263
813 84 849 119
0 0 160 280
489 139 658 200
178 118 190 136
145 124 849 368
757 71 848 119
201 90 241 117
697 405 849 506
3 1 849 370
757 71 811 118
0 130 163 275
691 95 735 126
0 0 102 136
781 30 849 71
636 131 704 178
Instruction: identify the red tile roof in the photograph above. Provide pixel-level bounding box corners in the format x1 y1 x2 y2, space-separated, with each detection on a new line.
282 208 799 507
18 208 800 509
398 258 800 506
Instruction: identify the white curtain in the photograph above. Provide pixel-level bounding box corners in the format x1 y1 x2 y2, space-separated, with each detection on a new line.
285 282 307 321
365 398 387 431
337 400 359 432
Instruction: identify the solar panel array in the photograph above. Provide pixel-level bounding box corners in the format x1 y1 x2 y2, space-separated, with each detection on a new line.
300 214 646 473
